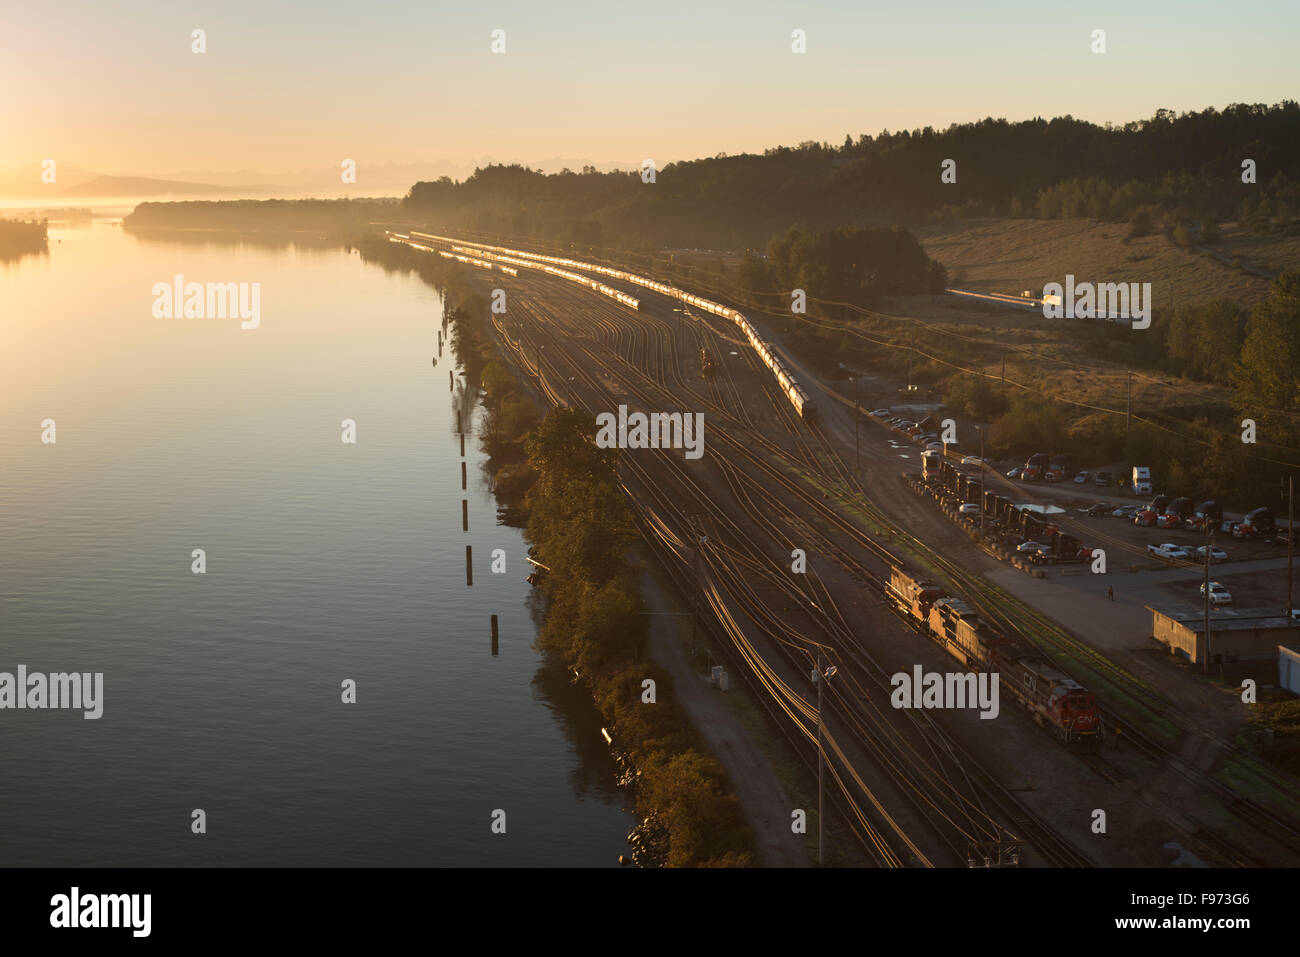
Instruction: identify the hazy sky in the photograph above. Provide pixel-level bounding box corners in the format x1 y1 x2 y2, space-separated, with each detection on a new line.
4 0 1298 176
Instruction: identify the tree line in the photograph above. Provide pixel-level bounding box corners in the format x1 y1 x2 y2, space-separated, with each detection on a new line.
404 103 1300 251
124 198 400 237
0 217 47 261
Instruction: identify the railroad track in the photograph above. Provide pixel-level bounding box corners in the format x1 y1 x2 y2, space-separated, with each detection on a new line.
482 268 1095 866
405 232 1300 867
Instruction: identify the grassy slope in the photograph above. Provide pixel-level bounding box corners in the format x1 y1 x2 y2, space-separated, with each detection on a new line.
914 217 1300 309
781 218 1300 434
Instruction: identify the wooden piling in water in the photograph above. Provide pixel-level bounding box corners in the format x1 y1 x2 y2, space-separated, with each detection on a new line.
466 545 473 586
462 499 469 531
461 461 467 489
491 614 499 656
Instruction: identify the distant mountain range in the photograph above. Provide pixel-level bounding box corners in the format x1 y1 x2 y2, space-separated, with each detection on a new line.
0 156 638 202
58 175 237 198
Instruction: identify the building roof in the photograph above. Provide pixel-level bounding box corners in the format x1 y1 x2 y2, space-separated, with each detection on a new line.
1147 604 1300 633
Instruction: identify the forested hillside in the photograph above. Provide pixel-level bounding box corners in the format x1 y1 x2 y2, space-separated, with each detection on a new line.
405 103 1300 251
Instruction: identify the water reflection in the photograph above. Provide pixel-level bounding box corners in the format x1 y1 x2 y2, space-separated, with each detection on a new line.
0 223 635 865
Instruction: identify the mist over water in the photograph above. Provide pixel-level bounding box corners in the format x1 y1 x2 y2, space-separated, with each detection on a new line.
0 223 634 866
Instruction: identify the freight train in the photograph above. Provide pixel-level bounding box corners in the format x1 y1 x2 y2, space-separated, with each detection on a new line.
435 248 519 276
403 231 819 422
389 233 640 310
886 566 1101 749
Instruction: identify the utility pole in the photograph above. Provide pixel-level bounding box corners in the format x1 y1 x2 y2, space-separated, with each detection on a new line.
907 329 914 390
853 376 860 475
1203 527 1212 674
1126 372 1132 444
816 651 823 866
979 425 985 542
689 514 702 657
814 656 836 865
1288 474 1294 617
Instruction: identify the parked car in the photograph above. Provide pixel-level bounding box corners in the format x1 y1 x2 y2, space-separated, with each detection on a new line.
1073 470 1091 484
1112 505 1138 519
1093 471 1113 486
961 456 986 466
1017 540 1049 554
958 503 981 516
1200 581 1232 606
1006 467 1023 479
1148 543 1193 560
870 408 890 418
926 441 945 451
1086 503 1111 517
1195 545 1229 562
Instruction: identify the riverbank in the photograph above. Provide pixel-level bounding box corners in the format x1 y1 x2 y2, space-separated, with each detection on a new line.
359 233 758 866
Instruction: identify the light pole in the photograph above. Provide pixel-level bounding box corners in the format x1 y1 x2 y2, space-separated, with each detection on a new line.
978 425 985 542
1287 473 1294 618
853 376 860 475
688 515 707 657
1203 527 1212 674
813 655 837 866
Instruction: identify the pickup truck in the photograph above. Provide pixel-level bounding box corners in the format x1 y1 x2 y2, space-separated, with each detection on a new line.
1200 581 1232 606
1148 543 1192 560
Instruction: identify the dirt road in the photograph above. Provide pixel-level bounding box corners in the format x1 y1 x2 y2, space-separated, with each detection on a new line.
640 567 808 867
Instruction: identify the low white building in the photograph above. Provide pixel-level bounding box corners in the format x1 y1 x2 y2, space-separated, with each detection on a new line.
1280 645 1300 695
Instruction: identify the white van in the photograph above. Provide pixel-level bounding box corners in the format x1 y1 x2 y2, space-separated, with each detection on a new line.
1132 466 1152 495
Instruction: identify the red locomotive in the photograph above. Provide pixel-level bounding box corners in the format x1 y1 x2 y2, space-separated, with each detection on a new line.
886 566 1100 749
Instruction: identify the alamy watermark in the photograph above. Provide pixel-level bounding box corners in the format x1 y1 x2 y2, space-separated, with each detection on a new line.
890 666 999 719
50 887 150 937
1041 274 1150 328
595 405 705 460
152 275 260 329
0 666 103 719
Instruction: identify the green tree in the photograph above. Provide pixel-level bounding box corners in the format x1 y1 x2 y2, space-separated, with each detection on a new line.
1232 271 1300 442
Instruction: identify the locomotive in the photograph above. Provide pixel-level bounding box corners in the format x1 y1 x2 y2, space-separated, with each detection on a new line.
886 566 1101 749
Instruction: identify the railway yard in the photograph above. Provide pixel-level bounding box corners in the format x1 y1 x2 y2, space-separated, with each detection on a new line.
390 230 1300 868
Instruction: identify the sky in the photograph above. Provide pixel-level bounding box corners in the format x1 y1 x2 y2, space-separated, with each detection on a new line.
2 0 1298 181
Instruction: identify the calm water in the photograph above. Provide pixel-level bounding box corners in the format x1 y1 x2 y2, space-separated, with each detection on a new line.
0 223 634 866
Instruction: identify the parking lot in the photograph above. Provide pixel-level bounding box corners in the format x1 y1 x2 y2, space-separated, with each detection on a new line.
865 405 1292 572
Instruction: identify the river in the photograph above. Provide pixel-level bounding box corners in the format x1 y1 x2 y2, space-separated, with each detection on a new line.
0 220 635 866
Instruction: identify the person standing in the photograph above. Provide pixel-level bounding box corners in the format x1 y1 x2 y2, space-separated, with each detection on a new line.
1107 585 1114 601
